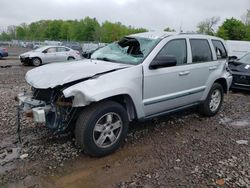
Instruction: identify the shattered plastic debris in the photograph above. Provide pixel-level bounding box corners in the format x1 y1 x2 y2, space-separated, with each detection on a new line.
20 153 29 159
236 140 248 145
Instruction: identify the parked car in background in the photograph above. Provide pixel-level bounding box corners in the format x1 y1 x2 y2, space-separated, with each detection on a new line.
82 46 103 59
33 42 44 49
17 32 232 157
229 52 250 90
19 46 81 66
82 43 107 58
62 42 83 54
0 47 8 58
44 40 62 46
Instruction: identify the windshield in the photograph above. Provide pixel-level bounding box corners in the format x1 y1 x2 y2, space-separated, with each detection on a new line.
91 37 159 65
239 53 250 64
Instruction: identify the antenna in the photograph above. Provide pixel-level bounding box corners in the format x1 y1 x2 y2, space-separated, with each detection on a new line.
179 20 183 33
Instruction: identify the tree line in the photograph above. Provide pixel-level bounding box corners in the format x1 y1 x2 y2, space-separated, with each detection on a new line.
0 10 249 43
0 17 147 43
197 10 250 40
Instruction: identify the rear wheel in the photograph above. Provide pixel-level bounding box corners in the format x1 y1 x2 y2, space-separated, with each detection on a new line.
68 57 75 61
32 57 42 66
75 101 129 157
199 83 224 117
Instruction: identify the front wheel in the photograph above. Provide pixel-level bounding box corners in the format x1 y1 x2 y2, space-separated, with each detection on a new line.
75 101 129 157
32 57 42 66
199 83 224 117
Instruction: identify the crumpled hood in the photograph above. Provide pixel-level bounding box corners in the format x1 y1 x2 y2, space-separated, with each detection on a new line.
26 59 129 89
229 61 250 74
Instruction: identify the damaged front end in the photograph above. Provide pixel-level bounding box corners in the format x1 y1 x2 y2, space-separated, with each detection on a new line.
16 87 77 141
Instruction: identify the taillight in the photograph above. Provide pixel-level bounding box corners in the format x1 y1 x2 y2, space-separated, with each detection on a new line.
76 51 80 55
3 48 7 52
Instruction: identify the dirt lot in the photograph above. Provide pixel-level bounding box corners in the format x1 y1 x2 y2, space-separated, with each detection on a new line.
0 47 250 188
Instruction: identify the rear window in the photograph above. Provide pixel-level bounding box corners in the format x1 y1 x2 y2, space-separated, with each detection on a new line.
190 39 213 63
212 40 227 59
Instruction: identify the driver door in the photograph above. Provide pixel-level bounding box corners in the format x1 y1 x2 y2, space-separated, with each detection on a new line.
43 47 57 63
143 39 194 116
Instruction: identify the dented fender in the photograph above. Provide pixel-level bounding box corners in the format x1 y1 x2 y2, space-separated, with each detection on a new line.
63 65 145 118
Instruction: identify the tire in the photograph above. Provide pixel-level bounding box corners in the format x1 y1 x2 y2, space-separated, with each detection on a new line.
68 57 75 61
75 101 129 157
32 57 42 66
199 83 224 117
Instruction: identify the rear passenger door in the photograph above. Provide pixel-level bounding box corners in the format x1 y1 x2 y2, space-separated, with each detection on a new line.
56 47 70 62
186 38 217 103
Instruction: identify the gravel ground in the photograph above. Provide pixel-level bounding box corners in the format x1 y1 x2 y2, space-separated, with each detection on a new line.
0 48 250 187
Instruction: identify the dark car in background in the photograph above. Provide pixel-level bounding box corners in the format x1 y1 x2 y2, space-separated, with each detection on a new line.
62 42 83 54
0 47 8 58
82 46 102 59
229 52 250 90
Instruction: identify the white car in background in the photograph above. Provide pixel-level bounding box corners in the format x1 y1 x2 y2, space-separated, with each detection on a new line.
19 46 81 66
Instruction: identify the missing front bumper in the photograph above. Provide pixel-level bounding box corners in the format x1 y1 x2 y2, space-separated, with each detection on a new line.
16 92 51 123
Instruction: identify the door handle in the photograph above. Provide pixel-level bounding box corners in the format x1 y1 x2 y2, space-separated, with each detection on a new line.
209 66 217 71
179 71 190 76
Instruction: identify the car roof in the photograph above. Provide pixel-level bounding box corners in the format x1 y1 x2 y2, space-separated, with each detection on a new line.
128 31 224 41
43 45 70 48
128 32 176 40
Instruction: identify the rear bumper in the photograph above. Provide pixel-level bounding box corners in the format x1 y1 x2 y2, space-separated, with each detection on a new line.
230 83 250 91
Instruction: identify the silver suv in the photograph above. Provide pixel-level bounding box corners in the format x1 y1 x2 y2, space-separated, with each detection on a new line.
17 32 232 156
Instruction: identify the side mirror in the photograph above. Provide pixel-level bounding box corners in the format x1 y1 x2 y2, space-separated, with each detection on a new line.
149 55 177 69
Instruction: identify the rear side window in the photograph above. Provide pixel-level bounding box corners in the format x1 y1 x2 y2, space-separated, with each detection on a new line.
212 40 227 59
190 39 212 63
57 47 69 52
157 39 187 66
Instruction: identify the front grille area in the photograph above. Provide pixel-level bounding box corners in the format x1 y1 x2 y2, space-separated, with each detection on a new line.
33 88 55 102
233 75 250 85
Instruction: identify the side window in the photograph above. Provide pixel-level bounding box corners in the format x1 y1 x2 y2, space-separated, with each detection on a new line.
157 39 187 65
190 39 212 63
47 47 56 53
212 40 227 59
57 47 68 52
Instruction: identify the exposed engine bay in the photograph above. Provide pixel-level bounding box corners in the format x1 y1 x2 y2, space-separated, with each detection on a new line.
17 86 77 138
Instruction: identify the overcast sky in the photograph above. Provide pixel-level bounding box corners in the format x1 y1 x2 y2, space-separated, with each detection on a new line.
0 0 249 32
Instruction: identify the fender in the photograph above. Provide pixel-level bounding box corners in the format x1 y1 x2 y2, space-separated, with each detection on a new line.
63 65 146 118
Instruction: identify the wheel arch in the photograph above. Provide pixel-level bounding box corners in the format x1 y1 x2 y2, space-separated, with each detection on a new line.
99 94 137 121
32 56 42 63
214 78 228 93
68 56 75 60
